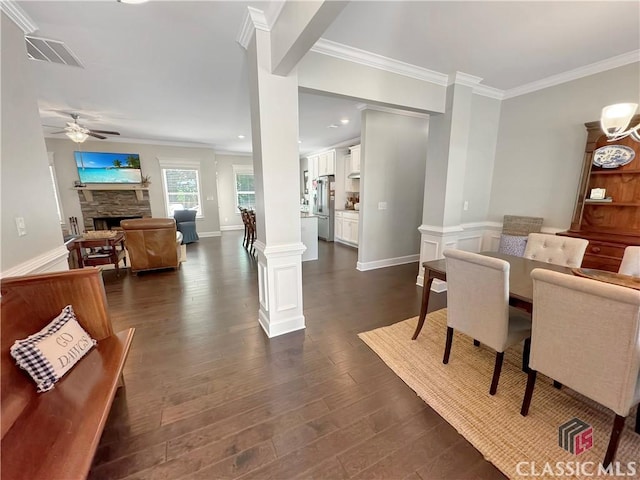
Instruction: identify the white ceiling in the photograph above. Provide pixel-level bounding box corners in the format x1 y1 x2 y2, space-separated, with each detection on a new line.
15 1 640 156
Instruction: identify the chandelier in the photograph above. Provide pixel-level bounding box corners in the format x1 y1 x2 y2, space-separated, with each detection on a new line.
600 103 640 142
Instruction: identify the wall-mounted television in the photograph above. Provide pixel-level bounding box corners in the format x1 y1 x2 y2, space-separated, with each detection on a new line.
75 151 142 184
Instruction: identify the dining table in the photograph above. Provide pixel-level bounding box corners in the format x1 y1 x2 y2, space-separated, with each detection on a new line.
412 252 573 340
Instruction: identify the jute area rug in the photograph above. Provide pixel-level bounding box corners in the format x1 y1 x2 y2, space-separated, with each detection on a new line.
358 309 640 480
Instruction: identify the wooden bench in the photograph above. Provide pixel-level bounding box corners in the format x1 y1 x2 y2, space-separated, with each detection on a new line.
1 268 135 480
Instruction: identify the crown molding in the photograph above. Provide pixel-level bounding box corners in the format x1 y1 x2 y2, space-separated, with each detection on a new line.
447 71 505 100
449 71 483 87
356 103 430 119
504 50 640 99
214 150 253 157
0 0 37 34
236 6 269 50
473 84 505 100
44 134 216 150
264 1 286 30
311 38 448 86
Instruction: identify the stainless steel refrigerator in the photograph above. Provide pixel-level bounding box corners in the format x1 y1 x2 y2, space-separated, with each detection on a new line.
313 175 334 241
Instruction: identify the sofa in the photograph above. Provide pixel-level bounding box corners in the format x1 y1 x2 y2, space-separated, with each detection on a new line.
120 218 183 273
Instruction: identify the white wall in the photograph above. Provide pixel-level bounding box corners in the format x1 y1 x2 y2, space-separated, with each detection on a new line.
1 13 67 275
44 138 222 236
461 94 502 224
298 52 446 114
216 154 253 230
488 62 640 229
359 109 428 268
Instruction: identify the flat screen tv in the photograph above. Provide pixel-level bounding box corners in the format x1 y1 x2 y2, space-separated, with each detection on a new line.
75 151 142 184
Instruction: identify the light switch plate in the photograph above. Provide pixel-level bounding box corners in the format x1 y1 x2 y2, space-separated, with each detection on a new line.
15 217 26 236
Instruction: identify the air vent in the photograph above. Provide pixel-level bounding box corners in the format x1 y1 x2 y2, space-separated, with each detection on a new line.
25 35 83 68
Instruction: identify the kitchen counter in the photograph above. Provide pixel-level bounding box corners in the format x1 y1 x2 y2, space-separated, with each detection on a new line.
300 215 318 261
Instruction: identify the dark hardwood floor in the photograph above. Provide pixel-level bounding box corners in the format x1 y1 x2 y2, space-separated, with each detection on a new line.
89 232 505 480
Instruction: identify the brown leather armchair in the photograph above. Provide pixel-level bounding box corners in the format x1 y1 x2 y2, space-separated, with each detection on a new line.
120 218 182 273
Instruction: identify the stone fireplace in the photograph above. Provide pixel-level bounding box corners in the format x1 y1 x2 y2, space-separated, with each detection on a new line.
78 188 152 231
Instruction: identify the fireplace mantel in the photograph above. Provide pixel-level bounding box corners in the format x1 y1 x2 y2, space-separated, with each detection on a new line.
74 185 149 202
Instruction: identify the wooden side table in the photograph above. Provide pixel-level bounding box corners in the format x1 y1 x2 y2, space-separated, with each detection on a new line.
67 232 127 276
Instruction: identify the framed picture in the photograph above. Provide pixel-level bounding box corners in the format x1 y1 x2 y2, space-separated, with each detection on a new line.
303 170 309 194
589 188 606 200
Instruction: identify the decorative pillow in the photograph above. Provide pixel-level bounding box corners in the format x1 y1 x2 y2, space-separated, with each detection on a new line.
498 234 528 257
10 305 97 392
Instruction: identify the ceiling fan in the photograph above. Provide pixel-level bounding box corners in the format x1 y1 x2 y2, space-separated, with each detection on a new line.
50 113 121 143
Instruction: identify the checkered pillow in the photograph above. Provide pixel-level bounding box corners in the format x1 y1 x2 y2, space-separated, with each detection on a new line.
10 305 97 392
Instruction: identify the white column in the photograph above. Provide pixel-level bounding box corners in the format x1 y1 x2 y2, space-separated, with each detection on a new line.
417 73 476 289
247 28 306 338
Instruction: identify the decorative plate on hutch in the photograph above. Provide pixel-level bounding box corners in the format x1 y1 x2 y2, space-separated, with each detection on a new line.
592 145 635 168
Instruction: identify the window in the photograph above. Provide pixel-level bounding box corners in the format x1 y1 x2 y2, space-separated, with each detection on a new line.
158 158 203 217
48 153 64 223
234 165 255 210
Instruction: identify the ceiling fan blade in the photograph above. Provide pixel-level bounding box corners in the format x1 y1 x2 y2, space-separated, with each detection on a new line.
49 130 67 134
87 132 107 140
89 129 120 136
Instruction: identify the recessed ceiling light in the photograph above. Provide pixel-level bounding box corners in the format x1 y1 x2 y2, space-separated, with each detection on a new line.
118 0 149 4
327 124 339 129
298 140 302 144
238 135 245 139
340 119 349 124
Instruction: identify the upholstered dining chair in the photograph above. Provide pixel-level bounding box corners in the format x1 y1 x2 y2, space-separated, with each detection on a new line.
523 233 588 268
522 269 640 467
619 246 640 277
442 249 532 395
173 210 199 244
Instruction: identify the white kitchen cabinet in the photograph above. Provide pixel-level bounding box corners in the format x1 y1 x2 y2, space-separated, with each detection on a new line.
334 211 343 240
344 154 358 192
349 145 361 175
335 210 359 246
308 155 319 181
318 150 336 176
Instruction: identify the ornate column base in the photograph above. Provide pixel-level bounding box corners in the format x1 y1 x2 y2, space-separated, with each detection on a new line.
254 241 306 338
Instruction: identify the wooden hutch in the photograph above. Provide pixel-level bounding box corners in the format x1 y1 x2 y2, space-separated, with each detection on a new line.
559 117 640 272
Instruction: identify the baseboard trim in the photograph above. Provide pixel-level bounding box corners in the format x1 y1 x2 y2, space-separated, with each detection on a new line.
258 311 306 338
356 254 419 272
220 225 244 232
334 238 358 248
199 231 222 238
1 245 69 278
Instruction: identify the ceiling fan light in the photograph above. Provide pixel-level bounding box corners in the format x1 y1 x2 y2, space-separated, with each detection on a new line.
66 130 88 143
601 103 638 136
